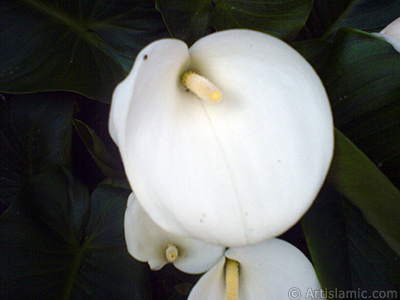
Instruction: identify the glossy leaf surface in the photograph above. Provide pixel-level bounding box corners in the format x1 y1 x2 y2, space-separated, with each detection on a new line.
0 0 167 102
322 29 400 187
313 29 400 256
300 27 400 295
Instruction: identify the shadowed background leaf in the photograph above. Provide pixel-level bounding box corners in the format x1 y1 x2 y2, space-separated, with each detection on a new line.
300 27 400 298
321 29 400 187
298 0 400 39
0 167 151 300
0 93 74 209
0 0 168 102
156 0 313 45
73 119 125 179
328 130 400 257
302 185 400 298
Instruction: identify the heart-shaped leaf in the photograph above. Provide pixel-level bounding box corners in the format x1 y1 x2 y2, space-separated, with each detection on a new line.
156 0 313 45
320 28 400 188
0 0 168 102
299 0 400 39
292 38 333 71
302 185 400 297
312 27 400 186
305 29 400 257
327 129 400 257
0 167 151 299
0 93 73 208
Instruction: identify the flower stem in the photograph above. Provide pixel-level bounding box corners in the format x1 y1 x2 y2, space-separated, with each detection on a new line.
225 258 239 300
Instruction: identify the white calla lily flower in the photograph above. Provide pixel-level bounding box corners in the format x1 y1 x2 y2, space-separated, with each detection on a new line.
124 193 225 274
110 29 334 247
188 238 322 300
375 17 400 52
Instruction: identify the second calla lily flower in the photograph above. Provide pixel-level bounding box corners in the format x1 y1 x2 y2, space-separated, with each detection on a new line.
124 193 225 274
188 238 322 300
109 29 334 247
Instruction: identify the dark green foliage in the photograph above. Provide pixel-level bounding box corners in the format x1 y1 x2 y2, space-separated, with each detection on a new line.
0 167 151 300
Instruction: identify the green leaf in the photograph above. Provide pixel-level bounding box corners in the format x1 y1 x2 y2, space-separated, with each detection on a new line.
302 185 400 298
212 0 313 40
0 93 73 207
73 119 125 180
0 0 168 102
156 0 313 45
319 28 400 187
0 167 151 299
298 25 400 297
314 30 400 255
328 129 400 257
302 186 351 294
299 0 400 39
291 38 333 71
156 0 214 46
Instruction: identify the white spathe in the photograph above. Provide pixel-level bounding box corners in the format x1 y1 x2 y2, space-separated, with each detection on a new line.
188 238 323 300
124 193 225 273
378 16 400 52
110 29 334 247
